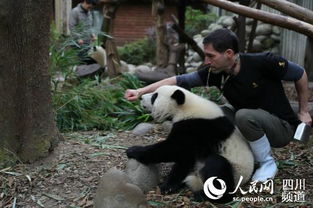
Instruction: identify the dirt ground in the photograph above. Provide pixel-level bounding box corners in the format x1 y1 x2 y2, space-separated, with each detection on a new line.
1 124 313 208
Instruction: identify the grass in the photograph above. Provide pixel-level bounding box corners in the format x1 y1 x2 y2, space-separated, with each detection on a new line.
52 73 152 132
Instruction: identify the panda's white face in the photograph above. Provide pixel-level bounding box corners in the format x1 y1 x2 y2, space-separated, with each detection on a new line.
141 85 224 122
141 86 183 122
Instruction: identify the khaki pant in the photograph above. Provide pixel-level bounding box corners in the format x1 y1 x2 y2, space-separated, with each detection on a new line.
222 106 294 148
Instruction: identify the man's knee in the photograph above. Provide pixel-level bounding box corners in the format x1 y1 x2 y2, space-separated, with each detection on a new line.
235 109 265 140
235 109 260 128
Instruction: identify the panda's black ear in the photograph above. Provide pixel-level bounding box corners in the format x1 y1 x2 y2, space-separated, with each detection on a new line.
171 89 185 105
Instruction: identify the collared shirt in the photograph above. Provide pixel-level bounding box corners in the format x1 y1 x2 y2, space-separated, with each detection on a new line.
176 52 302 127
69 3 94 42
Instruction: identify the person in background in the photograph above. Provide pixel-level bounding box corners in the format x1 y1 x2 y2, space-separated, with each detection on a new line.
124 28 312 182
69 0 98 63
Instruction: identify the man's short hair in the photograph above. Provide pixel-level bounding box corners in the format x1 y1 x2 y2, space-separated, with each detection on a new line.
203 28 239 54
86 0 98 5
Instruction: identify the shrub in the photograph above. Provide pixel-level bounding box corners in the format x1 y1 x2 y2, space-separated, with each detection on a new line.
118 38 156 65
185 7 217 36
52 74 151 132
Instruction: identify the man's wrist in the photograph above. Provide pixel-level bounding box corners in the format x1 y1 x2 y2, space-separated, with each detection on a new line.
137 88 143 97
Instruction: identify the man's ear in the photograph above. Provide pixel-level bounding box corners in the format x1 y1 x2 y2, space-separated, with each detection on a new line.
171 89 185 105
225 49 234 58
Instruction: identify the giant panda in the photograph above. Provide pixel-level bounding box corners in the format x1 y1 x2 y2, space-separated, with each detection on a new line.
126 85 254 203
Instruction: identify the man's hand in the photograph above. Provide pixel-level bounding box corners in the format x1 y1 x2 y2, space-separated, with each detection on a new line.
298 111 312 126
124 89 140 101
78 39 84 45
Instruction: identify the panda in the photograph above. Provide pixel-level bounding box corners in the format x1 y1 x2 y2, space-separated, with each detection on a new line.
126 85 254 203
90 46 106 67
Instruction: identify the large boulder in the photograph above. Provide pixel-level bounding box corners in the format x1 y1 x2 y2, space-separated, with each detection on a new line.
126 159 160 193
94 167 147 208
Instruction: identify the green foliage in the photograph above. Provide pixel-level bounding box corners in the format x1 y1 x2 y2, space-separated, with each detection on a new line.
118 38 156 65
49 24 87 76
52 73 151 132
185 7 217 36
191 86 224 105
49 23 110 90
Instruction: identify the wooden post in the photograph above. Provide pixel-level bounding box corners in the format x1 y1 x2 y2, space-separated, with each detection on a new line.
101 2 121 78
257 0 313 25
305 37 313 81
247 1 261 52
203 0 313 38
55 0 72 35
236 0 250 52
152 0 168 68
177 0 187 73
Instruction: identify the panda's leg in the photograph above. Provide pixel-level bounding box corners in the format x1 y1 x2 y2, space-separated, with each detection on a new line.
126 141 187 164
193 154 235 203
160 161 195 194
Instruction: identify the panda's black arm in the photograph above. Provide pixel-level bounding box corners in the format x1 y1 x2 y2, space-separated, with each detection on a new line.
126 141 188 164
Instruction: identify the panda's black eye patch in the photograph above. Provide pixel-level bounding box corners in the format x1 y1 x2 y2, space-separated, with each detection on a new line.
151 93 158 105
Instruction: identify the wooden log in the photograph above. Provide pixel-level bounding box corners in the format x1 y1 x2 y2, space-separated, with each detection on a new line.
247 1 261 52
171 15 205 60
305 37 313 81
203 0 313 38
236 0 250 52
257 0 313 26
152 0 168 68
55 0 72 35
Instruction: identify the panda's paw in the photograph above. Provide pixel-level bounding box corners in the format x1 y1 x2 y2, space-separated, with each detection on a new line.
193 191 206 202
160 183 183 195
126 146 145 161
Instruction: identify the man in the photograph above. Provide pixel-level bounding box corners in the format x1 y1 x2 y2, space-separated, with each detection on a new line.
69 0 98 62
124 28 312 182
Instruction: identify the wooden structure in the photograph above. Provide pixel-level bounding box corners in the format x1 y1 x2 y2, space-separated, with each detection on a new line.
54 0 72 35
54 0 313 80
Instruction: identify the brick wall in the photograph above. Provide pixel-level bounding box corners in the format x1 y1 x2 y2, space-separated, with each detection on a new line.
112 3 177 46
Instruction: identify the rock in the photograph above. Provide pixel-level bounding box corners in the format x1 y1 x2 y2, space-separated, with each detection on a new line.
270 34 281 42
201 30 210 37
252 39 263 52
272 26 281 35
120 61 129 73
256 24 272 36
132 123 154 136
261 38 275 49
191 53 202 62
136 65 152 73
208 23 223 33
94 167 147 208
246 18 254 25
128 64 136 74
193 34 202 40
222 16 234 27
246 25 252 34
190 62 202 68
186 67 197 74
126 159 160 193
216 15 229 24
255 35 267 42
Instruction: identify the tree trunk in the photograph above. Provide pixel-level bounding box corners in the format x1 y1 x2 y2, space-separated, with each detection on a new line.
236 0 250 52
257 0 313 26
152 0 168 68
305 37 313 81
203 0 313 38
0 0 60 165
102 3 121 78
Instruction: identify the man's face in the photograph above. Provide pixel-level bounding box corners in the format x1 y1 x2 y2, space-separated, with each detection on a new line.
203 44 233 74
83 2 94 10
